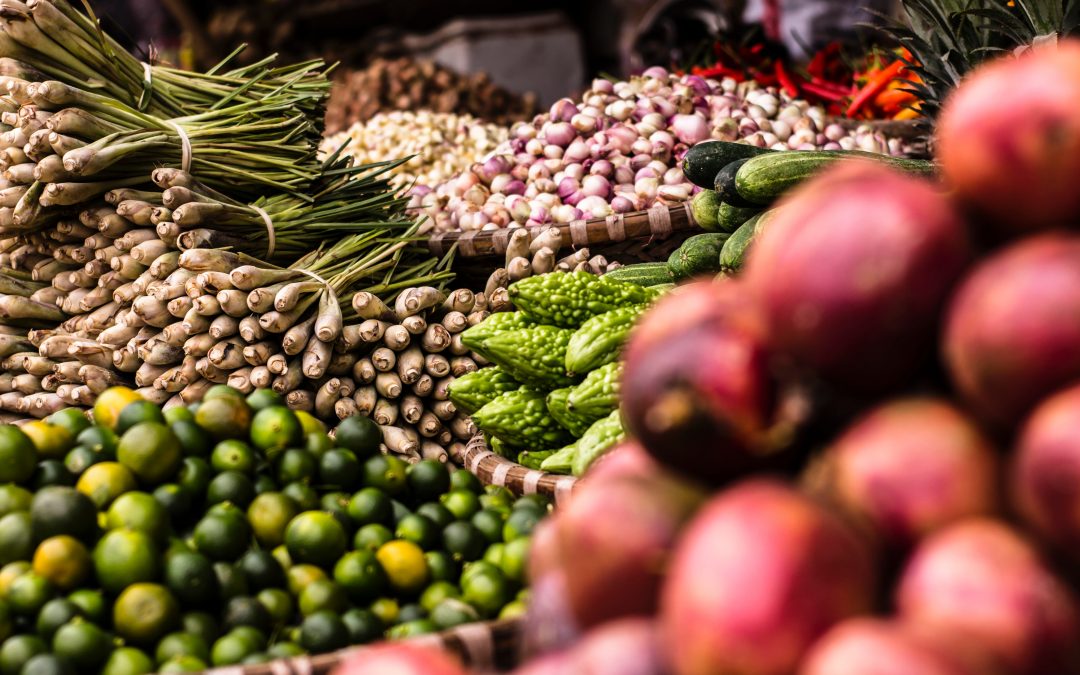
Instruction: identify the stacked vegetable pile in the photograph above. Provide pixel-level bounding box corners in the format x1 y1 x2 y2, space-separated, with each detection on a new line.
408 67 909 233
510 43 1080 675
0 385 547 673
449 271 661 475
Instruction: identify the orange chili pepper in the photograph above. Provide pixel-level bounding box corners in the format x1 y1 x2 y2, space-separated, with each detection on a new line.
846 60 906 118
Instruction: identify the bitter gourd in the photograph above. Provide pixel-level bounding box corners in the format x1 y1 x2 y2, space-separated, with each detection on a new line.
481 325 575 389
508 271 658 328
460 311 535 360
471 388 572 450
538 442 576 474
518 450 555 470
572 410 626 476
565 305 647 375
447 367 521 415
567 362 622 419
546 387 597 437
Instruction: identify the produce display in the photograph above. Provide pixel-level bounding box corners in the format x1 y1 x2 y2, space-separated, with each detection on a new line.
0 385 547 672
408 68 910 233
321 111 509 190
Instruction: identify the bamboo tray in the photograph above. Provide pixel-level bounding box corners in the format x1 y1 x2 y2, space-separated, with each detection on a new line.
221 618 522 674
453 433 580 506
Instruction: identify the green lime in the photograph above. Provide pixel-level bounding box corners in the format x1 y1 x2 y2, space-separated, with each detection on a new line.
153 484 193 522
282 482 319 511
19 653 73 675
320 492 352 530
501 536 530 583
391 498 411 526
253 475 278 495
333 550 385 604
32 535 90 590
431 598 480 629
170 420 211 459
362 455 408 496
246 390 283 411
106 492 169 544
31 486 97 543
0 562 29 598
246 492 298 548
504 509 541 541
177 458 212 497
255 588 292 626
416 502 455 529
206 471 255 508
114 583 179 644
0 513 32 566
164 551 216 608
443 521 487 563
334 416 381 459
155 632 210 665
249 406 302 455
471 509 507 544
347 488 392 527
237 551 284 591
0 487 30 520
192 514 250 562
441 489 481 521
7 572 54 616
117 422 182 486
163 407 194 426
213 562 249 603
480 485 515 511
386 619 437 639
398 602 426 622
64 446 102 476
267 642 304 659
31 461 74 490
67 589 106 624
53 620 112 669
159 655 208 672
75 426 118 458
483 543 505 568
424 551 458 584
462 565 512 618
0 634 46 675
0 426 36 486
298 610 349 654
353 523 393 552
275 449 316 485
286 564 327 596
209 633 252 667
102 647 154 675
513 495 550 514
93 529 159 594
284 511 347 569
460 560 500 586
223 596 272 633
395 514 440 550
449 470 483 494
295 410 325 437
210 440 256 475
93 387 143 430
407 460 451 502
319 449 360 491
180 612 218 648
194 397 252 441
369 597 399 626
341 608 382 644
376 539 428 595
115 401 166 436
21 421 74 461
271 545 290 572
298 579 347 616
419 581 460 613
305 432 333 457
499 600 527 620
202 385 246 403
34 598 80 641
46 409 91 439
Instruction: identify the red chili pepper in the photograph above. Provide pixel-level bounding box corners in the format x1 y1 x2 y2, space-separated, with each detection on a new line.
808 78 853 95
799 81 849 102
846 60 906 117
774 61 800 97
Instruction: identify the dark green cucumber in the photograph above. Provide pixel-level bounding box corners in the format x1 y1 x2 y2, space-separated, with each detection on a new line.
719 211 773 273
682 140 775 189
603 263 674 287
714 158 759 208
689 189 722 232
734 150 937 205
668 233 729 281
716 202 761 233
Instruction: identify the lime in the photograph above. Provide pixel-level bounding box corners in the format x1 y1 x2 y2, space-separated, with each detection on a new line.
46 409 91 439
441 489 481 521
206 471 255 508
362 455 408 496
0 513 32 566
513 495 550 514
417 502 455 529
0 426 36 485
164 551 216 608
334 416 381 459
20 653 73 675
102 646 154 675
0 634 46 675
93 387 143 430
320 492 352 529
462 565 512 618
153 484 193 522
479 488 514 513
419 581 460 613
0 487 30 520
266 642 304 659
471 509 507 544
64 446 102 476
203 385 245 402
275 449 316 485
347 488 392 527
177 458 212 497
192 514 250 562
286 564 327 597
305 431 333 457
246 389 283 411
449 469 483 494
194 397 252 441
228 626 268 651
424 551 458 584
294 410 325 437
34 598 79 641
318 449 360 491
284 511 347 569
32 535 90 590
31 486 97 543
21 421 74 460
298 610 349 654
460 560 500 586
407 460 451 502
117 422 182 486
395 514 440 550
114 583 179 644
353 523 393 552
106 492 169 544
0 562 29 598
159 655 208 672
171 420 211 459
369 597 399 626
211 562 248 604
7 572 54 616
246 492 298 548
75 426 118 458
67 589 106 624
93 529 159 594
483 543 505 568
210 440 256 475
222 596 271 633
53 620 112 669
282 482 319 511
238 551 285 591
341 608 382 644
249 406 302 455
443 522 487 563
116 401 166 436
180 612 218 648
504 509 541 541
501 536 530 583
163 407 194 425
31 460 74 490
253 475 278 495
386 619 437 639
376 539 428 595
334 550 385 604
299 579 347 616
76 461 136 510
399 602 425 622
255 588 292 626
209 633 252 667
431 598 480 629
499 600 527 620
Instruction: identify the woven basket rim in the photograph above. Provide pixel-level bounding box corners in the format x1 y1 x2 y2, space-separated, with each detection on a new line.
453 433 579 505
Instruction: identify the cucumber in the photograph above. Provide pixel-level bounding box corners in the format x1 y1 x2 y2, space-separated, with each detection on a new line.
668 233 729 281
603 263 674 287
689 190 722 232
719 211 772 273
713 158 758 208
735 150 937 205
682 140 775 189
717 202 761 233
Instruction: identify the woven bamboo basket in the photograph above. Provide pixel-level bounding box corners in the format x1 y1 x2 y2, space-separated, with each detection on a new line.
454 433 580 505
222 618 522 675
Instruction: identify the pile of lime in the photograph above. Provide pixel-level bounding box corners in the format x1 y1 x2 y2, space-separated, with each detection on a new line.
0 385 547 674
